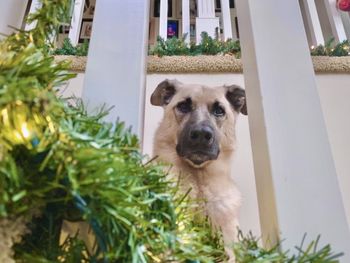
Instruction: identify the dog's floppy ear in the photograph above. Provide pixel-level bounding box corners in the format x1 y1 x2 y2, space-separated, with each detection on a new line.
225 85 248 115
151 79 182 106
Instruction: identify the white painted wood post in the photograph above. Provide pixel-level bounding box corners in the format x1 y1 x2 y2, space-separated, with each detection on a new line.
196 0 220 43
323 0 347 42
25 0 42 31
230 9 238 40
236 0 350 260
197 0 215 17
220 0 233 40
340 11 350 40
0 0 28 38
182 0 190 43
82 0 149 137
68 0 85 46
159 0 168 39
301 0 324 46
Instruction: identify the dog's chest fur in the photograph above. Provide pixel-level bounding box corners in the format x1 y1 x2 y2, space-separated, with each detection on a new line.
186 166 241 232
153 138 241 230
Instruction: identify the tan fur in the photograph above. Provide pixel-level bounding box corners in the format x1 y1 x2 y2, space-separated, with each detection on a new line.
152 80 245 262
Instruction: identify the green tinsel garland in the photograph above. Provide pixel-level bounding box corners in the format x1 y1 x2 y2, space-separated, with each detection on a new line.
0 1 225 262
148 33 350 58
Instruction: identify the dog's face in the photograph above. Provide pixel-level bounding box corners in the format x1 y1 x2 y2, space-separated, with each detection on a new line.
151 79 247 168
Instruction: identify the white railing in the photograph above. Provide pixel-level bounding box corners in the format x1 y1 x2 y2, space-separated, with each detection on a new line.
300 0 350 46
20 0 350 261
64 0 350 261
20 0 350 47
237 1 350 260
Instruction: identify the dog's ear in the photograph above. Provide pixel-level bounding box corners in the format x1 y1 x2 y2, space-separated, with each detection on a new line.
151 79 182 106
225 85 248 115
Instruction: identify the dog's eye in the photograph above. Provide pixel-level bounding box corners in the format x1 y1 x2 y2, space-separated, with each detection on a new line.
212 103 225 117
176 99 192 113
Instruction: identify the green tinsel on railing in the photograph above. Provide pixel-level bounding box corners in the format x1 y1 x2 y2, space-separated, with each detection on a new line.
147 34 350 58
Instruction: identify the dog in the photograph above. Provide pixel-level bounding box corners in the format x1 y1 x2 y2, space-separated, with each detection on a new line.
150 79 247 261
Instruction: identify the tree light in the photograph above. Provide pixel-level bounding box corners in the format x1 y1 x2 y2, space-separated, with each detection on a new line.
0 102 56 151
21 122 31 139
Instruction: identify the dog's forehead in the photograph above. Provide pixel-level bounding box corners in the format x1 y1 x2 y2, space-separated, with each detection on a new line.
176 84 225 103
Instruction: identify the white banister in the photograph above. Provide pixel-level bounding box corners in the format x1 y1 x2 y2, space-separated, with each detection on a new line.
230 9 239 40
159 0 168 39
221 0 233 40
198 0 215 17
300 0 324 46
196 0 220 42
68 0 85 46
236 0 350 260
25 0 42 31
0 0 28 39
182 0 190 43
323 0 347 42
82 0 149 137
340 11 350 40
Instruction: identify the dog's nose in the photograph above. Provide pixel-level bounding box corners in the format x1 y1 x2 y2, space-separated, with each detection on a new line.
189 125 214 145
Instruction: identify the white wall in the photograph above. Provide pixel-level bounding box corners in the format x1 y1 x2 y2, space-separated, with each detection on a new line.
0 0 28 39
61 72 350 238
57 73 85 98
316 74 350 227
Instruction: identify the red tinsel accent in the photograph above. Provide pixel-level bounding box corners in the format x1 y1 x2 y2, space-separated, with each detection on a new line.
337 0 350 11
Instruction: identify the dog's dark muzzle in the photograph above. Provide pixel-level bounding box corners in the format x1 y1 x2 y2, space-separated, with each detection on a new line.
176 122 219 166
